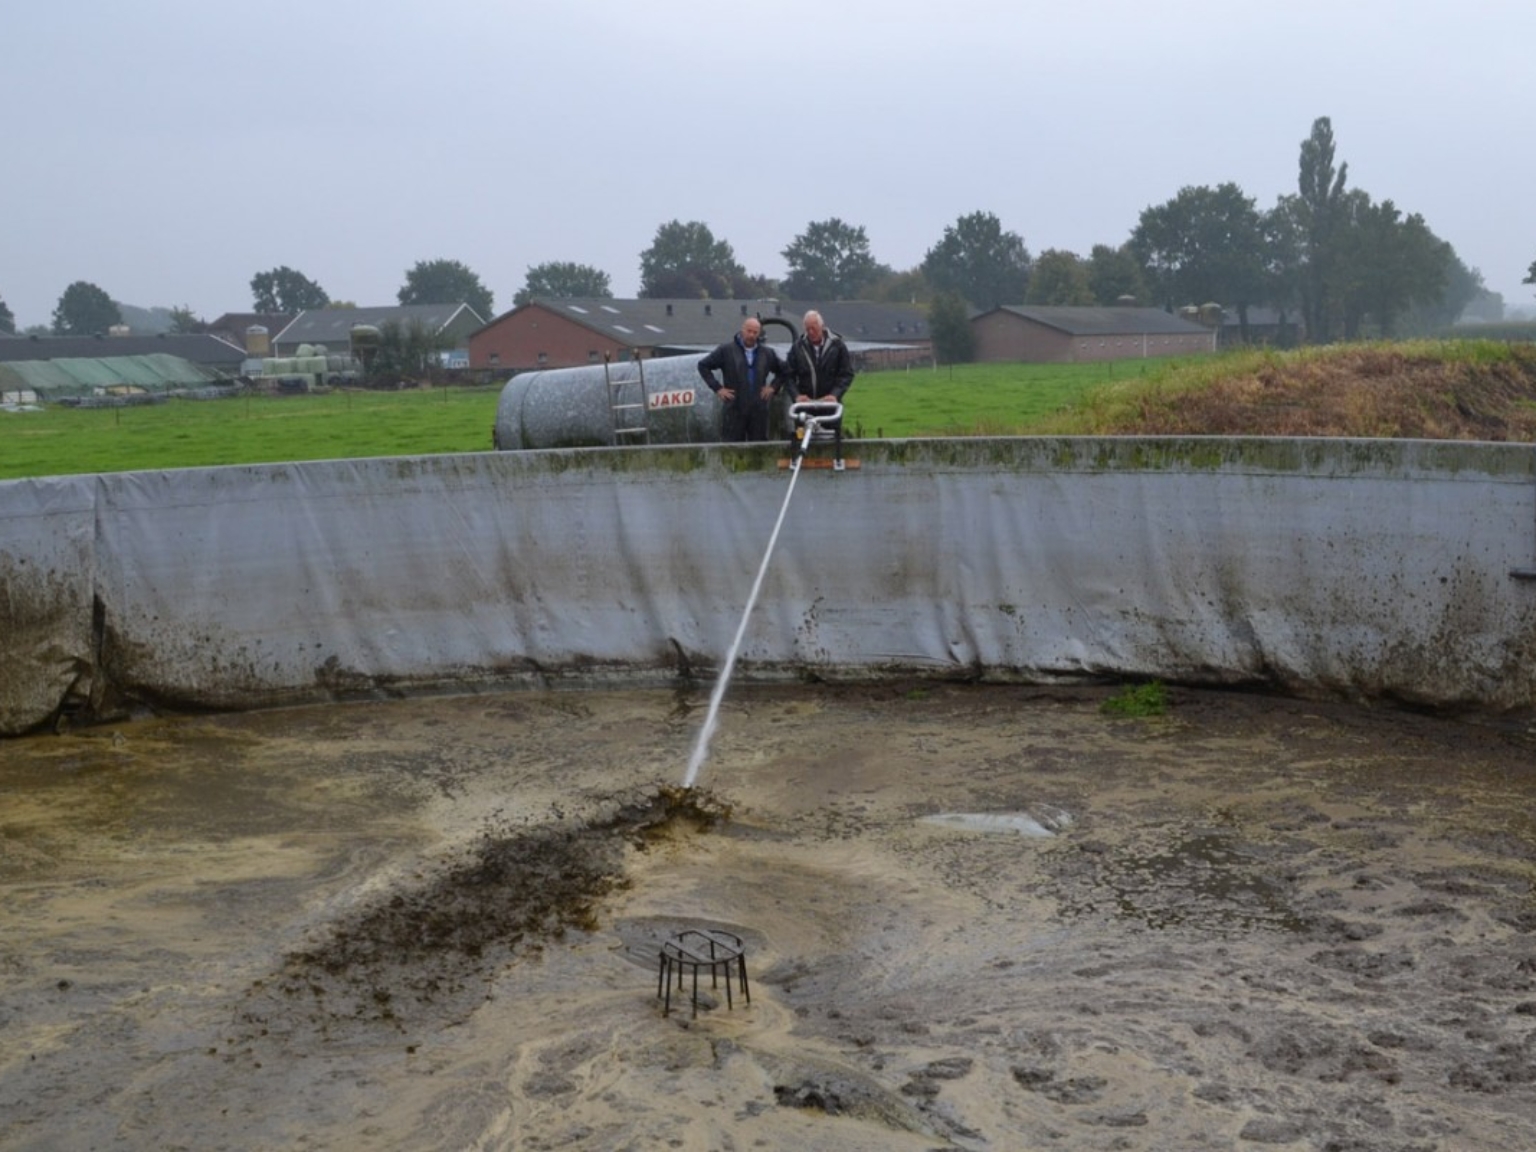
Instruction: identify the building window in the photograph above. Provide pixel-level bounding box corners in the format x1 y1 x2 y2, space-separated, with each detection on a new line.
489 352 500 366
588 350 599 363
537 352 549 365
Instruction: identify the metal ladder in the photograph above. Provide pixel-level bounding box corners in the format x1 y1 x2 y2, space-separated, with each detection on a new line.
604 353 650 446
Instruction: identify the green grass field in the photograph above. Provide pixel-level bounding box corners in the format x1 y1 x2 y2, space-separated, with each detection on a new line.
0 385 505 480
845 358 1178 438
1 360 1200 480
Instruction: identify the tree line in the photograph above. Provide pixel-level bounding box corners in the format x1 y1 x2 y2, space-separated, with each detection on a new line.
3 118 1526 348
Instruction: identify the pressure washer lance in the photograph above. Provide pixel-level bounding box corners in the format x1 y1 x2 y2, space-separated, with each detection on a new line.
681 401 844 790
789 400 846 471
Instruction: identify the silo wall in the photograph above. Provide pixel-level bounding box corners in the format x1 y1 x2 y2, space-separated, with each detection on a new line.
2 437 1535 735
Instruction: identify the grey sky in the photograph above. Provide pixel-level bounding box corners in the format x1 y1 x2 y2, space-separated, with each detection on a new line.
3 0 1532 329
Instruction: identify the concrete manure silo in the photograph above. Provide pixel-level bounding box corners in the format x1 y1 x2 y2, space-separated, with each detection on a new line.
493 353 723 450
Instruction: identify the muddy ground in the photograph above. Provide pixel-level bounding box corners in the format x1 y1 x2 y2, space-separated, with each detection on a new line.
3 683 1536 1151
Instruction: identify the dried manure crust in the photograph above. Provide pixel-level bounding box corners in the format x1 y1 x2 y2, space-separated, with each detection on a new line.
3 683 1536 1150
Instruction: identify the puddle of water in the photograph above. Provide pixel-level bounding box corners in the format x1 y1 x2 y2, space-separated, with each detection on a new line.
918 811 1069 838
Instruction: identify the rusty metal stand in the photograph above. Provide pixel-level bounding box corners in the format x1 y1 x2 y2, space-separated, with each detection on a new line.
658 929 750 1018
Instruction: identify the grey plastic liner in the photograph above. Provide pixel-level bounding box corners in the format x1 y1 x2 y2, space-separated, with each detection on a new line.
2 437 1535 734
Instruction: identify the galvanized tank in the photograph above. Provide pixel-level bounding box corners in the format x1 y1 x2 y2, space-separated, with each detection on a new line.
493 354 722 450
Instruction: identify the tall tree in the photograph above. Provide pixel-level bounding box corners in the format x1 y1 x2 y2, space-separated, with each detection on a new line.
52 281 122 335
1025 249 1095 305
1524 259 1536 292
1454 285 1504 325
1086 243 1148 306
1261 198 1306 325
1131 182 1268 337
365 319 451 381
1404 250 1488 332
0 295 14 334
928 292 975 363
514 262 612 307
398 258 493 320
863 266 932 305
1294 117 1350 342
167 306 202 334
1330 194 1450 339
781 218 880 300
921 211 1031 310
250 266 328 313
733 271 781 298
639 220 746 299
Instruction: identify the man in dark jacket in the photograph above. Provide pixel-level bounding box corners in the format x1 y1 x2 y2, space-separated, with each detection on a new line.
784 310 854 405
782 309 855 450
697 317 785 442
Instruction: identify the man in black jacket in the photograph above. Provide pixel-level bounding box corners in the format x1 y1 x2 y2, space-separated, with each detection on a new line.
782 310 855 453
784 310 854 406
697 317 785 442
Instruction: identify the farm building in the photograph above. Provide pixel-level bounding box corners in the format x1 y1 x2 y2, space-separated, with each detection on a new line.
1217 305 1303 348
971 305 1217 363
272 304 485 360
468 298 932 373
0 332 247 375
202 313 294 356
0 353 232 404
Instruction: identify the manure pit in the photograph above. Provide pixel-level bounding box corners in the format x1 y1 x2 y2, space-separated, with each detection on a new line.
3 683 1536 1151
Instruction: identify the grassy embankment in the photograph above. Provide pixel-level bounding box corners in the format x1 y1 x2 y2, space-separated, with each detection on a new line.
1024 339 1536 440
3 340 1534 480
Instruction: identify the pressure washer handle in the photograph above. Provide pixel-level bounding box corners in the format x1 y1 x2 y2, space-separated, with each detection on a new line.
789 401 843 432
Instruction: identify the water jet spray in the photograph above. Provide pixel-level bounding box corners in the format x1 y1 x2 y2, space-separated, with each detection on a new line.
682 402 845 789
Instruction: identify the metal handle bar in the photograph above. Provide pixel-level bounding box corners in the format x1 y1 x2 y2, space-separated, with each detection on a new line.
788 400 843 432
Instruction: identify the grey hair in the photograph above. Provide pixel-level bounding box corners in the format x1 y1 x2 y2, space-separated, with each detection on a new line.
803 310 824 326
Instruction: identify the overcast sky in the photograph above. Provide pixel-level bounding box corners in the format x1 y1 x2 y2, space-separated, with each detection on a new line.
3 0 1532 329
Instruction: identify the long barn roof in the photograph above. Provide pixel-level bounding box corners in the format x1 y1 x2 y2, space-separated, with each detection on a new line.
0 353 229 397
983 305 1211 336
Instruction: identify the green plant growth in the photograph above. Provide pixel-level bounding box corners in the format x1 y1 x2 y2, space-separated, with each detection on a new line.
1100 681 1168 717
